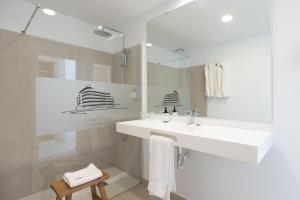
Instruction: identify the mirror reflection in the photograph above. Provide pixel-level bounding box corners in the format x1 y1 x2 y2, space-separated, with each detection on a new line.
147 0 272 122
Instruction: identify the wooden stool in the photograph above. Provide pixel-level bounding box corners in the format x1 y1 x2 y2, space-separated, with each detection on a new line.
50 171 109 200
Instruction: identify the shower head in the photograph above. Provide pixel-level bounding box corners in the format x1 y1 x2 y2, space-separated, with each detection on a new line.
121 48 129 67
93 29 112 38
93 26 123 39
174 49 185 53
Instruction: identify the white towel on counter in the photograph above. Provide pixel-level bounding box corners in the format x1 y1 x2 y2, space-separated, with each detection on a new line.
63 163 103 188
148 135 176 200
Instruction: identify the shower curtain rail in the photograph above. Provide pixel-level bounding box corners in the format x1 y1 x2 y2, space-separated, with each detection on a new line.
22 4 42 34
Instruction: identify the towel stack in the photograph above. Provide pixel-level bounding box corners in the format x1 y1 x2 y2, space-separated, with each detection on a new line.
63 163 103 188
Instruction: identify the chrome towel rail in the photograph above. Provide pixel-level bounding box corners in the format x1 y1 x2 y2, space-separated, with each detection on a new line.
150 132 191 169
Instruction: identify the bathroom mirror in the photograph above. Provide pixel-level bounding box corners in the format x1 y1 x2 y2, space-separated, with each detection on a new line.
147 0 272 122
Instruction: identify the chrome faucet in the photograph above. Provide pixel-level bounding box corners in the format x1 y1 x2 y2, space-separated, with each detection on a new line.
186 110 201 125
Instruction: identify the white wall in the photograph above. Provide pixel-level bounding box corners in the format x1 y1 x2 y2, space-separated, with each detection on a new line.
123 0 300 199
186 34 272 122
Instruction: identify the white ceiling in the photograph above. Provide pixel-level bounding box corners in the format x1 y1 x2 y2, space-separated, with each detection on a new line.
147 0 271 51
23 0 168 27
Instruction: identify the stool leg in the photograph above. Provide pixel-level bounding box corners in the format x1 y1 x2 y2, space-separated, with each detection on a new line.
65 194 72 200
98 183 108 200
91 185 98 200
56 197 62 200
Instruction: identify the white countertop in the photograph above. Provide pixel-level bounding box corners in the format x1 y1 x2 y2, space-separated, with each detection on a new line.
116 119 272 164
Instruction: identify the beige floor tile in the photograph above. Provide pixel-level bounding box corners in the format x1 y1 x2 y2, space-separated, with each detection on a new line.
111 184 160 200
111 184 186 200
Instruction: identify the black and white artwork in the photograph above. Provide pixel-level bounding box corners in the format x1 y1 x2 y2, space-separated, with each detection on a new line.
162 90 180 106
36 78 139 134
63 85 127 114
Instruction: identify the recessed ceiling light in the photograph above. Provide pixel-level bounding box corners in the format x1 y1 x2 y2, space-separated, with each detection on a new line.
221 14 233 23
97 25 103 30
146 43 153 47
42 8 56 16
120 33 124 37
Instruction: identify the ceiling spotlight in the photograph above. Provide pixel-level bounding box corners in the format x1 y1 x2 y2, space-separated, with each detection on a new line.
42 8 56 16
97 25 103 30
120 33 124 37
221 14 233 23
146 43 153 47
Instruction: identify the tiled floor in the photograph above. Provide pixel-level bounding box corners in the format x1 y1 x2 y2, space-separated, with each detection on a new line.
111 184 159 200
111 184 185 200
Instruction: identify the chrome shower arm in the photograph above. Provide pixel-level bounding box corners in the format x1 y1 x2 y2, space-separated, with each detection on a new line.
22 4 42 34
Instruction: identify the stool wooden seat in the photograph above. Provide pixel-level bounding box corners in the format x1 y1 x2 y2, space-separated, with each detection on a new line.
50 171 109 200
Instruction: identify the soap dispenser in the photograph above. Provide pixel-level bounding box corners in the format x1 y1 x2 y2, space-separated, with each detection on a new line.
163 107 168 113
172 106 178 116
163 107 170 123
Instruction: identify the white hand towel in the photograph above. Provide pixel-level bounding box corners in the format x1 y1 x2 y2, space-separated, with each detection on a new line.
205 63 216 97
215 62 230 97
148 135 176 200
63 163 103 188
215 63 223 97
220 62 230 97
205 62 230 97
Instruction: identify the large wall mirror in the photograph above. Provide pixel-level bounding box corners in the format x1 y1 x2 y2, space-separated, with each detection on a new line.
147 0 272 122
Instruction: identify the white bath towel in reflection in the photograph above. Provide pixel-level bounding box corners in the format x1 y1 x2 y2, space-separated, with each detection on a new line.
205 62 230 97
63 163 103 188
205 63 216 96
148 135 176 200
215 63 230 97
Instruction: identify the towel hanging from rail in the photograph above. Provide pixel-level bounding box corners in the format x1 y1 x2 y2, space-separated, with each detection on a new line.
204 62 230 97
148 134 176 200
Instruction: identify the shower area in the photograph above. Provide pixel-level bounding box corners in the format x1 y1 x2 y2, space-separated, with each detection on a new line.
0 0 142 200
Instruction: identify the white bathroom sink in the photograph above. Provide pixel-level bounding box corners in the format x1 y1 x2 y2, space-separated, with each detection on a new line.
116 119 272 164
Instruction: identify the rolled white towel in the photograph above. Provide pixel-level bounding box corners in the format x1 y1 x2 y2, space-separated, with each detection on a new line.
63 163 103 188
